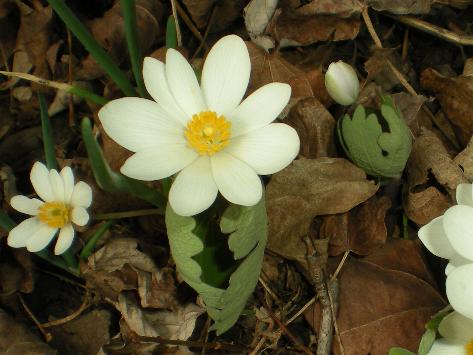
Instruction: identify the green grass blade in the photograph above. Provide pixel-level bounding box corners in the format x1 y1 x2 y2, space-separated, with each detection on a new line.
80 220 114 260
81 117 166 209
166 15 178 49
68 86 108 106
38 93 58 170
46 0 136 97
121 0 146 98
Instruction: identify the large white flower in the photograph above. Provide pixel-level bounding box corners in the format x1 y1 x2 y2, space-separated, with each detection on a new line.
418 183 473 319
99 35 299 216
428 311 473 355
7 162 92 255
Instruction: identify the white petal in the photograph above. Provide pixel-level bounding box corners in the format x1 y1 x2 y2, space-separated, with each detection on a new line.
228 83 291 137
7 217 40 248
456 183 473 207
418 216 457 259
54 224 75 255
49 169 65 202
71 206 89 226
443 205 473 261
99 97 184 152
427 339 466 355
71 181 92 208
211 151 262 206
201 35 250 115
446 263 473 319
169 156 218 216
26 224 58 252
10 195 43 215
121 145 197 181
143 57 188 125
446 254 471 275
166 49 206 118
61 167 74 203
227 123 299 175
439 311 473 343
30 161 54 202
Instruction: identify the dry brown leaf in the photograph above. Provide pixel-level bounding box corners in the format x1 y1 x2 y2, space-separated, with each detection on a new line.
392 92 428 134
272 12 361 47
285 97 337 158
368 0 431 14
404 128 466 224
266 158 378 262
247 42 314 99
83 238 177 309
421 67 473 146
454 135 473 181
305 240 444 355
323 195 391 256
286 0 363 17
244 0 278 51
182 0 213 29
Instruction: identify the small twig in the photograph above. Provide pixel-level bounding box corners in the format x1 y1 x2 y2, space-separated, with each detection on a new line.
401 28 409 61
362 7 382 49
175 1 204 44
259 276 283 305
18 293 53 342
40 292 89 328
169 0 182 47
199 316 211 355
327 281 345 355
190 3 217 60
286 297 316 326
385 14 473 46
93 208 162 220
330 251 349 283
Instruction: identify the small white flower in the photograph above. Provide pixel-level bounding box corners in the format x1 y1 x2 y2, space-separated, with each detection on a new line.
325 60 359 106
419 183 473 319
428 311 473 355
99 34 300 216
7 162 92 255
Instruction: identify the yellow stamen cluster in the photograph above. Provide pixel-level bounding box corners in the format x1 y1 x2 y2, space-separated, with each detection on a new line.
466 339 473 355
38 202 70 228
185 111 231 156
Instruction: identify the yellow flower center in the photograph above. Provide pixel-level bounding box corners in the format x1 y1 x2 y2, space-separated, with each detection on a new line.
466 339 473 355
37 202 70 228
185 111 231 156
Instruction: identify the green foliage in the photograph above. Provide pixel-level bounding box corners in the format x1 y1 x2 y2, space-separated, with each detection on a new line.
418 328 436 355
165 197 268 334
166 15 178 49
81 117 165 209
337 96 412 178
388 347 415 355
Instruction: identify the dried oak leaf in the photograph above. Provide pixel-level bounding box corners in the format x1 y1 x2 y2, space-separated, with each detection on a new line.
454 135 473 181
272 11 361 47
285 97 337 158
82 238 177 309
286 0 363 17
367 0 431 14
322 195 391 256
266 158 378 263
332 239 445 354
404 128 467 224
420 67 473 146
247 42 314 99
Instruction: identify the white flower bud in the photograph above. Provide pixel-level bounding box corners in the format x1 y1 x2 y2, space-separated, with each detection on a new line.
325 61 359 106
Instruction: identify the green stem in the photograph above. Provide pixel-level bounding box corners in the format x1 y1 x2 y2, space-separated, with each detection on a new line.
38 93 58 170
80 220 114 260
93 208 162 220
121 0 146 98
69 86 108 106
166 15 178 49
46 0 136 97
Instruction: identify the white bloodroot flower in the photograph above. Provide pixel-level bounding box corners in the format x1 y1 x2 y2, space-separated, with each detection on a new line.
428 311 473 355
418 182 473 319
99 35 300 216
324 60 360 106
7 162 92 255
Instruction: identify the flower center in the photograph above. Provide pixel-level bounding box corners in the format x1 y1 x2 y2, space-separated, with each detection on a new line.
466 339 473 355
185 111 231 156
37 202 70 228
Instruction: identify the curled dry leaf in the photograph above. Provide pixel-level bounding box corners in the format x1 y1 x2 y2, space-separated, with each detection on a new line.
82 238 177 309
454 135 473 181
305 240 444 355
247 42 314 99
272 11 361 47
421 67 473 146
322 195 391 256
244 0 278 51
404 128 467 224
285 97 337 158
266 157 378 263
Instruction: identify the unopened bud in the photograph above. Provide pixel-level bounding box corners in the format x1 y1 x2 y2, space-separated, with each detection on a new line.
325 61 359 106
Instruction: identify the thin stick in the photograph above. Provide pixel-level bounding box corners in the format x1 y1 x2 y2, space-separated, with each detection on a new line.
175 1 204 43
401 29 409 61
259 277 282 305
327 281 345 355
330 251 349 283
286 297 316 326
362 7 382 49
170 0 182 47
191 4 217 60
93 208 162 220
41 292 89 328
18 294 53 342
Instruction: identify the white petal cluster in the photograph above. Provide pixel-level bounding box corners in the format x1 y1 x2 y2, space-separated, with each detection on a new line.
325 60 359 106
428 311 473 355
99 35 300 216
7 162 92 255
419 183 473 320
